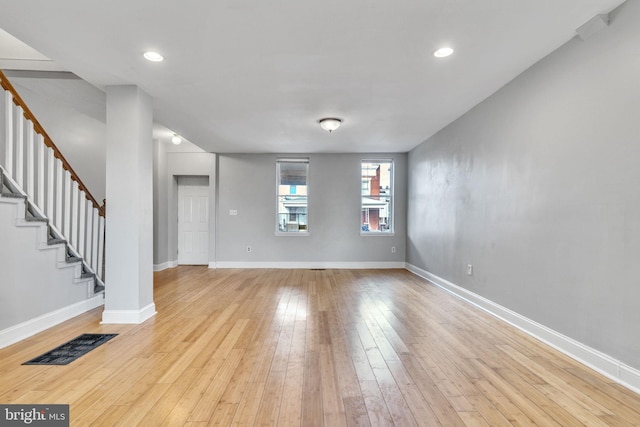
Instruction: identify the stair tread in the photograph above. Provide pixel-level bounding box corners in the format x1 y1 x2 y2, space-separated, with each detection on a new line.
0 192 26 199
25 216 48 223
66 256 82 264
48 238 66 245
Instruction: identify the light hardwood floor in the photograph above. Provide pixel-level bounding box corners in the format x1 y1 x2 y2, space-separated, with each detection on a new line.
2 267 640 426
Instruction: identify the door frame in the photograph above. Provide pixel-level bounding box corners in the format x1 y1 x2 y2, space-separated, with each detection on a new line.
167 167 216 268
177 176 210 265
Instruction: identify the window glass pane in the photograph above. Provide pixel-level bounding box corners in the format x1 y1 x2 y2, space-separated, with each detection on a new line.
277 159 308 233
361 160 393 233
279 161 307 186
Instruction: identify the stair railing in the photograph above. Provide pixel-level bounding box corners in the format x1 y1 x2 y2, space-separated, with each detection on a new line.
0 70 105 285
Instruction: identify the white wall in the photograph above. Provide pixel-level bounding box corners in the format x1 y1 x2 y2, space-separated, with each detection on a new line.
407 1 640 370
216 153 406 267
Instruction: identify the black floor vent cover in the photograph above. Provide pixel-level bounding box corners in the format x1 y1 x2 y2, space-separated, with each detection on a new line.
23 333 118 365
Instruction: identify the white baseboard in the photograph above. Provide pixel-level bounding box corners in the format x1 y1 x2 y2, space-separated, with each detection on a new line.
0 295 104 349
213 261 406 269
153 260 178 271
101 303 156 324
405 263 640 395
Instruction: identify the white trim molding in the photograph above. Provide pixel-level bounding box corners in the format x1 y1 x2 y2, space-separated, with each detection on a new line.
101 303 157 324
0 295 104 349
153 260 178 272
213 261 406 269
405 263 640 395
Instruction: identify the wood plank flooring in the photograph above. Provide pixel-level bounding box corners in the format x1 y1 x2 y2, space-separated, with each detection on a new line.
2 267 640 426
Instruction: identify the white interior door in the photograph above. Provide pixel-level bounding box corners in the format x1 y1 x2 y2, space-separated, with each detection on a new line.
178 176 209 265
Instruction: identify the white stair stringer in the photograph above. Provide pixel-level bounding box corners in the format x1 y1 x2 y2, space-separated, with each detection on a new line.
21 218 98 298
0 194 104 348
0 165 105 293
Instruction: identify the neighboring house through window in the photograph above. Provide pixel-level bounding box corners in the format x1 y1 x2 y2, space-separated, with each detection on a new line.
361 159 393 234
276 158 309 234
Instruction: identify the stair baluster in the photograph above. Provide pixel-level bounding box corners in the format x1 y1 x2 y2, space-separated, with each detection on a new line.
4 90 13 176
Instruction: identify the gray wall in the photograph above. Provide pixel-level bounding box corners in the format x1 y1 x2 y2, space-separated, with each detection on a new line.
0 200 93 332
217 153 406 264
407 1 640 369
8 77 107 202
104 85 154 314
153 138 168 265
153 140 216 267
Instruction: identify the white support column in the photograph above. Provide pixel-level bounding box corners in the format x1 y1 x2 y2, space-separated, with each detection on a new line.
102 85 155 324
4 91 13 176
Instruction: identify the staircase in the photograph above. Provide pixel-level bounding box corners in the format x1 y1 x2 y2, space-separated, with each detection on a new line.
0 70 106 345
0 168 104 295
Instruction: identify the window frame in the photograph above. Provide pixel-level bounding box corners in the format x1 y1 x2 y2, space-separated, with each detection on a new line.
275 158 310 236
360 159 394 236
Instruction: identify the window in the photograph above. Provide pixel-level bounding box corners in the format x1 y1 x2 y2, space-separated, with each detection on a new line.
276 159 309 234
361 160 393 234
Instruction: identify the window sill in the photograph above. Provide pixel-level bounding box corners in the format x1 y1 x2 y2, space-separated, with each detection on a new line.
360 232 395 237
275 231 310 237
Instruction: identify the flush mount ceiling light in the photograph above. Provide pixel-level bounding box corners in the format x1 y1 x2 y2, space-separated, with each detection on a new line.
143 51 164 62
171 134 182 145
433 47 454 58
319 118 342 133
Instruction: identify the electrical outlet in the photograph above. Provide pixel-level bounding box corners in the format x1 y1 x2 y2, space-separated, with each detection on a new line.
391 246 396 253
247 246 252 253
229 209 238 216
467 264 473 275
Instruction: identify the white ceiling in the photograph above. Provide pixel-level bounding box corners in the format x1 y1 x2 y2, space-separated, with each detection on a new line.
0 0 626 154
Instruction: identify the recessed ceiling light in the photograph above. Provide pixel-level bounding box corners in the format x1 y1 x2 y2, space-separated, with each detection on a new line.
143 51 164 62
433 47 454 58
